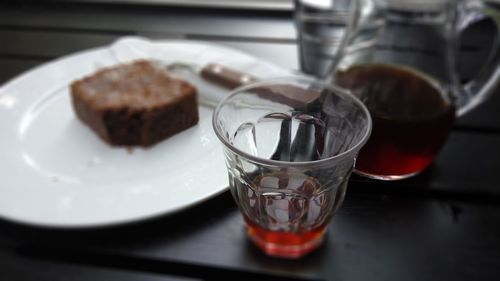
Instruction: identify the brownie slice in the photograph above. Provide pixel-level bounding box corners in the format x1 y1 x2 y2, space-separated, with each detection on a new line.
70 60 199 147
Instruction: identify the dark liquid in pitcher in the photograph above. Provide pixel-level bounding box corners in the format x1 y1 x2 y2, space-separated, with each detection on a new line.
336 64 455 179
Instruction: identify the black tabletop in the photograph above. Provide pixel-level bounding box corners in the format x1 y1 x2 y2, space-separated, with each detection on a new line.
1 2 500 281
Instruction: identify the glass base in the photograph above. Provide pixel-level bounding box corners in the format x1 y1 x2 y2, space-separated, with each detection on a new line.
246 223 327 259
354 169 421 181
248 231 325 259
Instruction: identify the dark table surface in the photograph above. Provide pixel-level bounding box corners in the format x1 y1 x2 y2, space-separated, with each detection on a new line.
1 1 500 281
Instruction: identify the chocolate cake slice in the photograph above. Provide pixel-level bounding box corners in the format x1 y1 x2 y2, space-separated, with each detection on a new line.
70 60 199 147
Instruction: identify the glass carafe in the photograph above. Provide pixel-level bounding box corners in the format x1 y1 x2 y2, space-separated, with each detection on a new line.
330 0 500 180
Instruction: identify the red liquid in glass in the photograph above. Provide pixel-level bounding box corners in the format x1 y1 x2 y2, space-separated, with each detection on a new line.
337 64 455 179
232 172 342 258
244 217 328 258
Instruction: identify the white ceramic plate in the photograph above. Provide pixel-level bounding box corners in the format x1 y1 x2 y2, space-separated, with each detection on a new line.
0 37 290 228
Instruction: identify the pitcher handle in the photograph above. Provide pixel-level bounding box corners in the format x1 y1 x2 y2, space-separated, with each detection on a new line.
457 0 500 116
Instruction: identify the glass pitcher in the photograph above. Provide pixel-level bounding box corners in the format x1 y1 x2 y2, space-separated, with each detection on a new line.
330 0 500 180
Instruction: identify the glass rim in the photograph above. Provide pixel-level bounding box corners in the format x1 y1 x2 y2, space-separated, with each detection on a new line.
212 76 372 168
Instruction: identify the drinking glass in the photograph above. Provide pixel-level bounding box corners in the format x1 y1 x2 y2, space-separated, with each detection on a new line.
212 76 371 258
331 0 500 180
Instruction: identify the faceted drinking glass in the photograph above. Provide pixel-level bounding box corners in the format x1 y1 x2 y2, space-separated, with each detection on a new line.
212 77 371 258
